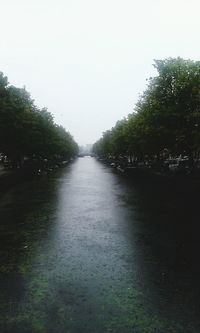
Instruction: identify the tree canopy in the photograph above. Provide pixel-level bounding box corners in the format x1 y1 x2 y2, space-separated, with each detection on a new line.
93 58 200 160
0 72 78 165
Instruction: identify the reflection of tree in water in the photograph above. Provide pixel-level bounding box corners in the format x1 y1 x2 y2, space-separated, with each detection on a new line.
0 174 60 308
121 173 200 332
0 160 200 332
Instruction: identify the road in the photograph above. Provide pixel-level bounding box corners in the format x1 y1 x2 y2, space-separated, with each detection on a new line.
0 157 200 333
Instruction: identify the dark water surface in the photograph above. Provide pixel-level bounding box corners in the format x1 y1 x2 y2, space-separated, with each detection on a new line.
0 157 200 333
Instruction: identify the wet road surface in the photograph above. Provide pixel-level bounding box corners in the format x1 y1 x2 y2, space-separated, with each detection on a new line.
0 157 200 332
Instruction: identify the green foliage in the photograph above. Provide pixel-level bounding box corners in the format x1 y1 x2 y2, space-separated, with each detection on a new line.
0 73 78 164
93 58 200 159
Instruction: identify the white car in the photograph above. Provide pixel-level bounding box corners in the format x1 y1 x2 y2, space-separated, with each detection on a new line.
168 158 190 173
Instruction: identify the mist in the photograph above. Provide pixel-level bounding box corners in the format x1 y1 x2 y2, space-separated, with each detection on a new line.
1 0 199 145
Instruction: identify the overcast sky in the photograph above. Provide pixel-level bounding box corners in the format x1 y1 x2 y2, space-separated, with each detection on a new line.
1 0 200 145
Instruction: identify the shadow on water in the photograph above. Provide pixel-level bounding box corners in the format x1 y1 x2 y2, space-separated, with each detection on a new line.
117 172 200 332
0 167 70 332
0 158 200 332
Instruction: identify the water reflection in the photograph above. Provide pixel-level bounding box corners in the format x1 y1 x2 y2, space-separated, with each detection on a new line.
0 158 200 332
120 174 200 331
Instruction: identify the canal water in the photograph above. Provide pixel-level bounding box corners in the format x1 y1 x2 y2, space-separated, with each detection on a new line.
0 157 200 333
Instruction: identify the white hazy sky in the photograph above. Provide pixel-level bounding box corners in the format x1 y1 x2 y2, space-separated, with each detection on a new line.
0 0 200 145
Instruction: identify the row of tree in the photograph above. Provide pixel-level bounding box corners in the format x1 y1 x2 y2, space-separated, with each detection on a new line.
0 72 78 167
93 58 200 162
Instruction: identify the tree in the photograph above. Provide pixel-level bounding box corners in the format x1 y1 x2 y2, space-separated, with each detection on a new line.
93 58 200 160
0 71 78 166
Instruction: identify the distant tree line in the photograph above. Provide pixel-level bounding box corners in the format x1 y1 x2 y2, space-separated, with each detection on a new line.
93 58 200 163
0 72 78 167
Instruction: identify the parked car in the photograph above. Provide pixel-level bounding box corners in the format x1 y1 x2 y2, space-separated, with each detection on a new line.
167 158 191 173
